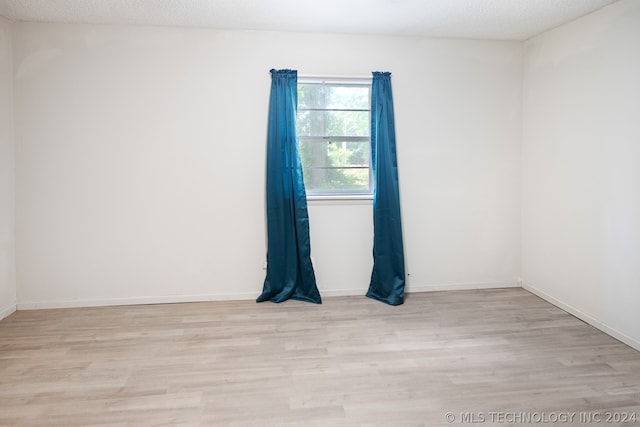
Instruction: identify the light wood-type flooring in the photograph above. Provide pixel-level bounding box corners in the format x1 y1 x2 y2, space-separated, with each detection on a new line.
1 288 639 426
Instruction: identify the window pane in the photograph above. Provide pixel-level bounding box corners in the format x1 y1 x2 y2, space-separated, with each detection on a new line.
298 84 370 110
297 111 369 137
303 167 370 193
325 86 370 110
297 81 372 196
299 139 370 192
299 140 370 167
298 84 325 109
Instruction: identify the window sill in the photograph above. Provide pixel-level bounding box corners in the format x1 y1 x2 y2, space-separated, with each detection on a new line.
307 194 373 205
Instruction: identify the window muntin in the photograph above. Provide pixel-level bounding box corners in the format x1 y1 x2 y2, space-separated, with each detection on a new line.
297 81 372 197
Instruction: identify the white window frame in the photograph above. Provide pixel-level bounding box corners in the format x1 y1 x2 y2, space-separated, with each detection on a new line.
297 76 373 200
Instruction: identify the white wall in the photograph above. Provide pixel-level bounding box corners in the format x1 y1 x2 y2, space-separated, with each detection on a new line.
522 0 640 349
0 16 16 319
12 23 522 308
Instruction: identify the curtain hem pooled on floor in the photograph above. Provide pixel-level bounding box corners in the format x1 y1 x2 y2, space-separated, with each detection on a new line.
366 71 406 306
257 69 322 305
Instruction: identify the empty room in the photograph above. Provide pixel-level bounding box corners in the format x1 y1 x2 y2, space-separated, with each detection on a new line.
1 0 639 425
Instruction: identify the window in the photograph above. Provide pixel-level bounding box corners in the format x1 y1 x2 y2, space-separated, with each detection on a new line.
297 79 372 197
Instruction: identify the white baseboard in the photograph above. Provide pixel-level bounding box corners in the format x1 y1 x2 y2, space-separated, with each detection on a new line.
16 281 524 310
0 302 17 320
322 280 521 297
522 280 640 352
16 292 259 310
407 280 521 293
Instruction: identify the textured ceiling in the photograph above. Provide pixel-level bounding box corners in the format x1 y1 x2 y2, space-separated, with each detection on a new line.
0 0 620 41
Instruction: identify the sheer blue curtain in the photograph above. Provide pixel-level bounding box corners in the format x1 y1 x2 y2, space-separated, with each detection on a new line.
257 69 322 304
366 72 406 306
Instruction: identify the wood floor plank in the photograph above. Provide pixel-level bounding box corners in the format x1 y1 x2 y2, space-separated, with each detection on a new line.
1 288 639 426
